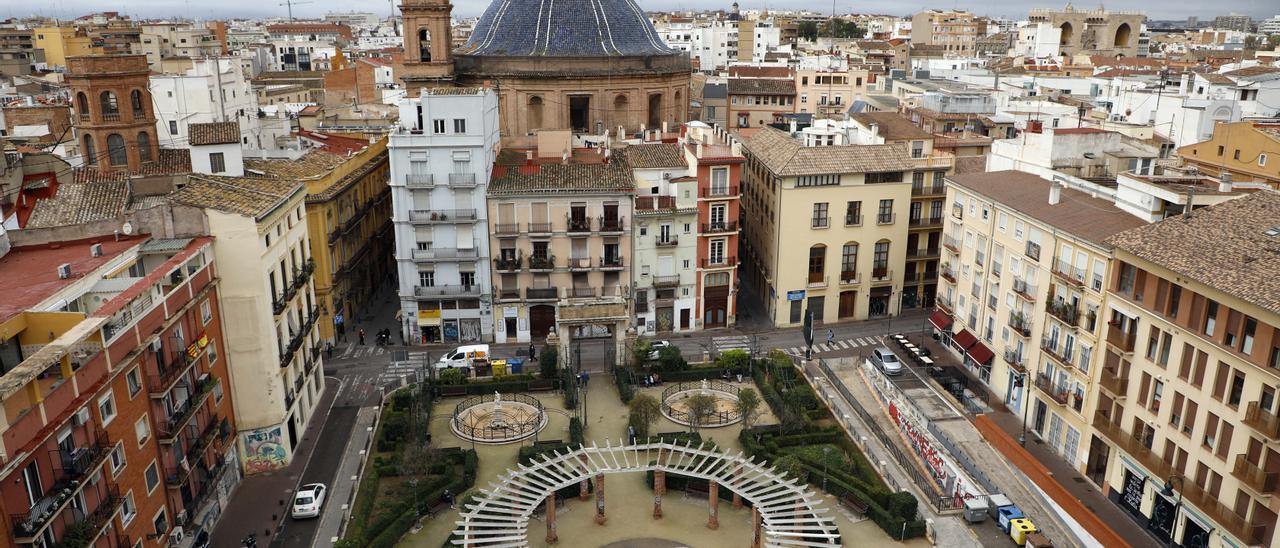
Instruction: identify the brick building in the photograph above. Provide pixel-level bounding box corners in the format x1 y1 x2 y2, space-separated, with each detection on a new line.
67 55 160 174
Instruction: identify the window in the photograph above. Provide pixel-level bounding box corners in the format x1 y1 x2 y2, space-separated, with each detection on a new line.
709 239 726 264
432 119 446 134
107 134 127 166
201 299 212 325
98 392 117 425
210 152 226 173
453 118 466 133
1204 300 1218 336
877 199 894 224
109 443 127 476
135 416 150 445
100 91 119 115
710 167 729 194
418 271 435 287
1242 317 1257 355
137 132 152 162
811 203 828 228
144 461 160 494
126 368 142 398
1261 154 1268 167
808 245 825 282
122 492 137 525
168 120 178 135
152 509 168 536
841 243 858 280
83 134 96 163
873 240 890 273
845 201 862 225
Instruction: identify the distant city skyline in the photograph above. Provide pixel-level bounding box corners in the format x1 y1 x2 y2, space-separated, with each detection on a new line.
5 0 1275 23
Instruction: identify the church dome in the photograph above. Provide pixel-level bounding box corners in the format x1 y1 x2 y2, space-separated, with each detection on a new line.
460 0 677 57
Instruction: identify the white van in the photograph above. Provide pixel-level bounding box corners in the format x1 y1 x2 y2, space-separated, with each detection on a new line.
436 344 490 370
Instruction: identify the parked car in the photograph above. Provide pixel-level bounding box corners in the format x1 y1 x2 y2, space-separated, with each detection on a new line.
870 347 904 376
647 340 672 361
291 483 327 519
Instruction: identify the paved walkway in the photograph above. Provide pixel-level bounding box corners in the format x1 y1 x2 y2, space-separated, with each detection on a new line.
210 377 339 548
316 405 379 544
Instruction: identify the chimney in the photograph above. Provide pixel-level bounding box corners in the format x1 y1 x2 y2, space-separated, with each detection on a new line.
525 150 534 166
869 122 880 140
696 141 704 158
1048 182 1062 205
662 121 669 134
1218 171 1233 193
789 119 797 135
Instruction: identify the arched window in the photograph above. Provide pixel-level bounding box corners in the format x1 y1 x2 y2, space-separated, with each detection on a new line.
1059 22 1073 46
418 29 431 62
76 92 89 119
807 244 826 283
674 89 683 118
100 91 119 117
1113 23 1132 48
527 96 543 130
130 89 144 117
840 243 858 281
137 132 152 162
106 134 127 166
613 94 628 124
648 93 663 128
83 134 96 163
872 240 890 278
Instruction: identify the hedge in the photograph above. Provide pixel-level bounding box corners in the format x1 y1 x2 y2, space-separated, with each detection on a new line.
569 417 584 446
340 448 478 547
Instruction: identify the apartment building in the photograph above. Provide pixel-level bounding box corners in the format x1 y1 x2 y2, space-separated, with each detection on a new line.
149 58 290 150
242 135 392 344
910 10 986 54
33 27 102 68
134 23 220 68
390 88 499 344
794 68 870 119
727 77 796 129
739 126 915 327
1091 191 1280 548
626 143 699 334
170 169 324 472
1177 121 1280 190
486 133 634 344
685 125 744 330
0 235 238 547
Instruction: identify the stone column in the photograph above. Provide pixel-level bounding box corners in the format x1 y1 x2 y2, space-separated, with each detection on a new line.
545 494 558 544
751 506 763 548
732 466 743 509
707 481 720 530
594 473 607 525
653 469 665 519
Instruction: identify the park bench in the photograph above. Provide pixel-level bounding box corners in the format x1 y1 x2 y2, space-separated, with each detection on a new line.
839 494 869 517
425 498 451 518
534 439 563 448
528 379 555 392
439 385 467 397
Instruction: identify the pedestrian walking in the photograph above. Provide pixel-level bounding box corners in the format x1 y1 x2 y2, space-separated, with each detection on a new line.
528 343 536 360
324 342 333 360
358 329 366 346
827 329 834 346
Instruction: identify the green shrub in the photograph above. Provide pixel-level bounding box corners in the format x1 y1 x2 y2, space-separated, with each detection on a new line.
715 349 751 371
656 345 688 371
439 368 467 385
540 345 558 378
367 510 417 548
569 417 584 446
615 372 635 403
562 368 578 408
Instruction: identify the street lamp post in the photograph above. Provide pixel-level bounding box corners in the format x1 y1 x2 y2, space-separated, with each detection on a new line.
1161 475 1185 548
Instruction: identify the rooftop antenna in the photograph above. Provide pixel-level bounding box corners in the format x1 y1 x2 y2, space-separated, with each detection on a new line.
279 0 313 22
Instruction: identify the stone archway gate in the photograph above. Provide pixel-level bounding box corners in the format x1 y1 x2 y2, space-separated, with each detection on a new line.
452 439 842 547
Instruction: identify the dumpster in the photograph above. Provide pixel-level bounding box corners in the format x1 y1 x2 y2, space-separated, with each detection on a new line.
1009 518 1037 545
987 494 1013 519
507 358 524 374
1024 532 1053 548
491 360 508 377
963 498 988 523
997 505 1024 533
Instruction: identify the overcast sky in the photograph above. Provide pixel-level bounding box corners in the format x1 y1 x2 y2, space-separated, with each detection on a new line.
10 0 1277 24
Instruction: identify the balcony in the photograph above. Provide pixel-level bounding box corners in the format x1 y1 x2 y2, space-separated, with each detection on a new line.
1008 314 1032 337
528 222 553 234
844 213 863 227
912 183 947 196
1053 259 1086 287
908 216 943 229
700 256 737 269
599 256 625 270
943 236 960 253
940 265 956 283
1047 301 1080 328
871 267 892 284
1106 322 1136 353
448 172 477 188
699 185 738 198
567 216 592 233
568 287 597 299
413 285 483 299
527 255 557 271
1244 402 1280 439
1098 367 1129 397
807 274 828 288
1012 278 1037 301
568 257 592 271
101 112 121 122
496 287 522 302
700 221 738 234
525 287 559 301
876 213 896 225
1025 241 1042 262
599 216 626 234
656 236 679 247
493 223 521 237
408 209 478 224
1002 350 1025 373
158 374 220 443
839 270 859 284
1041 341 1074 368
411 247 479 261
493 255 523 272
167 415 229 487
653 274 681 287
1232 456 1280 496
951 204 963 219
405 173 434 189
147 349 202 398
937 295 954 313
1034 373 1070 405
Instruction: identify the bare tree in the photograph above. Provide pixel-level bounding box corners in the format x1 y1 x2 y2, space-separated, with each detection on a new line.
684 393 718 434
735 388 762 429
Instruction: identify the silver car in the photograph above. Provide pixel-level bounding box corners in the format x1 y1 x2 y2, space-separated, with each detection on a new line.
870 347 904 376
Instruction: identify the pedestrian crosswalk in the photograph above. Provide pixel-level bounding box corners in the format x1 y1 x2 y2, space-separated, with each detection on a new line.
377 361 425 384
712 335 755 353
780 335 885 356
335 344 387 360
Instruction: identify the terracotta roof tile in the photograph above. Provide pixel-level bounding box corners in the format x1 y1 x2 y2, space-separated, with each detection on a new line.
624 143 686 169
1106 192 1280 316
189 121 241 146
243 150 346 180
849 112 932 141
170 173 302 219
72 148 192 183
728 78 796 96
25 181 129 228
742 126 915 177
488 160 635 196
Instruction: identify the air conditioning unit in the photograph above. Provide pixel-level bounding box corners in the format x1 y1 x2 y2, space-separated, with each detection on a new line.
73 407 91 426
151 340 163 352
169 527 184 546
57 263 71 279
90 243 103 257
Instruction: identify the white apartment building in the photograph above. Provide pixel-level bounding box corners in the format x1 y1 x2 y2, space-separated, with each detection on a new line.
1014 22 1062 58
171 160 326 471
149 57 291 150
134 23 221 68
390 88 500 344
627 143 699 335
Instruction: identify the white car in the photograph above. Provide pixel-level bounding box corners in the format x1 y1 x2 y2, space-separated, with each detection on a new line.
291 483 327 519
870 347 904 376
647 340 672 361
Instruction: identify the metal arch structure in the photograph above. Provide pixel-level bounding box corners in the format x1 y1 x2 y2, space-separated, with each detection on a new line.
451 439 842 547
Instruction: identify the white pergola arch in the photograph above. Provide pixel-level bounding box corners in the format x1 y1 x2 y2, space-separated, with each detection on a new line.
452 439 842 547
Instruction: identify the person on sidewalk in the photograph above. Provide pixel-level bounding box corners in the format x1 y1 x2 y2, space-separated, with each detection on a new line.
528 343 536 360
324 342 333 360
827 329 834 346
358 329 366 346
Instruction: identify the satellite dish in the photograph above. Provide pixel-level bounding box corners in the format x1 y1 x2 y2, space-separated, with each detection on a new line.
121 221 134 235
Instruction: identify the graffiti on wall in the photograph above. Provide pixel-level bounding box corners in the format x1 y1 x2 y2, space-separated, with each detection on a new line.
242 425 287 474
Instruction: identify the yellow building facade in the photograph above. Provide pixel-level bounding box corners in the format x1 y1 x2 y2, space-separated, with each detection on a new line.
33 27 101 68
1177 121 1280 190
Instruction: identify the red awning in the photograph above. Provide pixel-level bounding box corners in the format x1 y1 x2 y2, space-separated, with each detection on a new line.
952 329 978 350
928 310 953 332
966 341 995 365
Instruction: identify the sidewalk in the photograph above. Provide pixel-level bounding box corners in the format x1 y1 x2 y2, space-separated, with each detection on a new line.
210 377 338 548
315 406 379 544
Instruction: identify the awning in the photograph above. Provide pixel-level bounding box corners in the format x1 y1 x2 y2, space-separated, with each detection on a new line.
952 329 978 350
928 310 953 332
966 341 995 365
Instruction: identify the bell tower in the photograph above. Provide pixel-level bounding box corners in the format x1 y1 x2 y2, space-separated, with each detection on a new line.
401 0 455 87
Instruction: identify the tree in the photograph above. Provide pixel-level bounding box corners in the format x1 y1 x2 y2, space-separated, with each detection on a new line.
656 345 688 372
831 19 864 39
773 454 807 482
632 340 652 369
684 393 718 433
539 344 559 379
439 368 466 385
628 393 662 438
736 388 762 429
798 20 819 42
716 349 750 373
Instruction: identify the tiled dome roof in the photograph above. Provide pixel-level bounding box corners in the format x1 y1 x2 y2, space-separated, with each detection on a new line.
460 0 677 57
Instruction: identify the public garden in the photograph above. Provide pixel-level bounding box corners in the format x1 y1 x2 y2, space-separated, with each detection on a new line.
336 343 930 548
